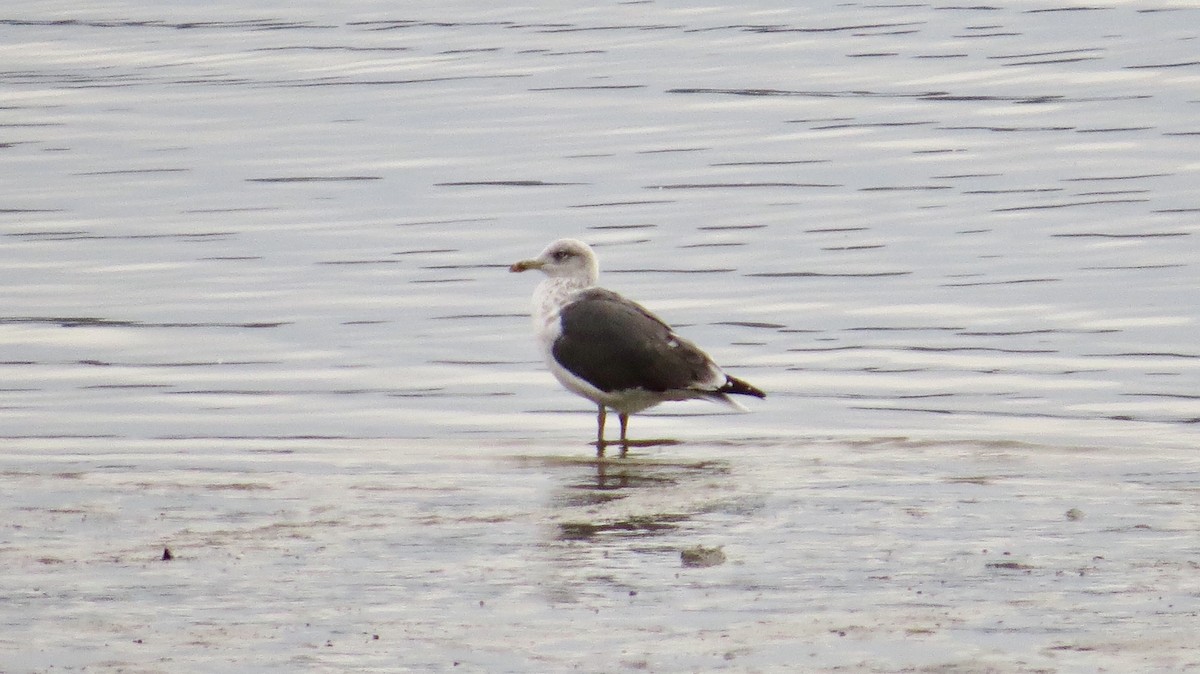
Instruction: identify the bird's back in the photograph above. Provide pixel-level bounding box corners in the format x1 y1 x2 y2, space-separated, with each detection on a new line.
552 288 722 394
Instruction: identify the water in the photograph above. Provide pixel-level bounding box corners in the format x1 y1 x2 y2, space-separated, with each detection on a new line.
2 2 1198 672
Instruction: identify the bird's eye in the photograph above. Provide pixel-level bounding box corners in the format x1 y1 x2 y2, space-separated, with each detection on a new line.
552 250 571 262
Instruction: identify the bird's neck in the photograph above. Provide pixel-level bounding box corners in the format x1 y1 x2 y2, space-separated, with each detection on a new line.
532 277 590 340
535 276 590 303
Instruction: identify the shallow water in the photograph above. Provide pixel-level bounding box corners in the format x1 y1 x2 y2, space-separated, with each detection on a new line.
1 2 1198 672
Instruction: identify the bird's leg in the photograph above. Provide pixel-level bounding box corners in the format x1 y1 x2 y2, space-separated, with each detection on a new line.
618 413 630 457
596 404 607 456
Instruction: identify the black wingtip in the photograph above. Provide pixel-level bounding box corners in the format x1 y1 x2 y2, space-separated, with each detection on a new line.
719 375 765 399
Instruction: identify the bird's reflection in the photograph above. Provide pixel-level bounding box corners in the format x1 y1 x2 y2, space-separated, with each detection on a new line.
510 444 733 542
594 436 681 459
551 448 730 524
552 452 727 541
589 454 673 491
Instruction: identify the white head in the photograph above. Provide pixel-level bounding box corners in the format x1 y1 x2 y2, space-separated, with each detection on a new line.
509 238 599 286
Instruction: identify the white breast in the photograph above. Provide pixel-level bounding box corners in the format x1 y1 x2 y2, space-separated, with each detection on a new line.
530 278 582 352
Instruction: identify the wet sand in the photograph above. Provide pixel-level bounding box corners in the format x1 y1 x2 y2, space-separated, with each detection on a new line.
3 435 1197 672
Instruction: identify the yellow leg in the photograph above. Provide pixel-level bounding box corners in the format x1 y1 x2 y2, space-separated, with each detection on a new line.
618 413 630 456
596 405 607 454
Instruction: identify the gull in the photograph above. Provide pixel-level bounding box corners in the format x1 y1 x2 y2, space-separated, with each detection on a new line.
510 238 764 452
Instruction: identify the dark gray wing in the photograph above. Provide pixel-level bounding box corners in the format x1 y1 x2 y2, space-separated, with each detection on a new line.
551 288 716 393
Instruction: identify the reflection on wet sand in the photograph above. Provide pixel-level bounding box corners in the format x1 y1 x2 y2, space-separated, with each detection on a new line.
518 452 733 542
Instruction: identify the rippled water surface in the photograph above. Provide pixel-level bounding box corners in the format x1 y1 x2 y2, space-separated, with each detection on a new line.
2 2 1198 672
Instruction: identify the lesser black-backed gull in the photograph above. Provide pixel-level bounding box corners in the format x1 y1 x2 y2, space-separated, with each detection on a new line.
510 238 764 452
